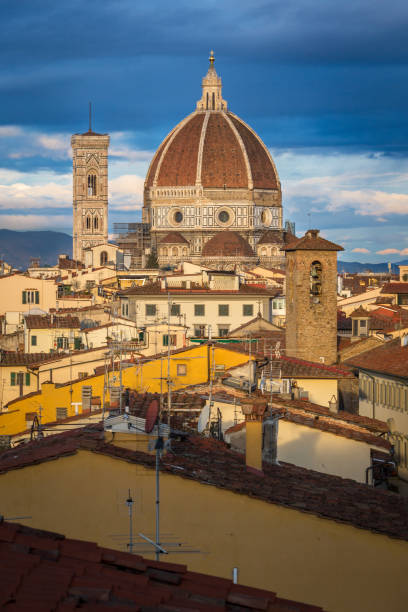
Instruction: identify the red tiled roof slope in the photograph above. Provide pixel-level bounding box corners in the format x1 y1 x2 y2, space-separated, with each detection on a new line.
201 113 247 188
157 113 205 186
229 113 278 189
381 282 408 294
202 231 255 257
284 229 343 252
1 426 407 542
159 231 189 245
345 339 408 378
0 519 326 611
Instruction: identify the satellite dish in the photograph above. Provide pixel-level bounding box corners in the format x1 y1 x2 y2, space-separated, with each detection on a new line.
198 404 210 434
145 399 159 433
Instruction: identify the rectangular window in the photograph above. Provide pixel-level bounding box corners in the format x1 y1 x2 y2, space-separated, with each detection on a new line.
218 325 230 337
243 304 253 317
31 335 37 346
177 363 187 376
194 304 205 317
57 337 69 349
218 304 229 316
194 325 206 337
25 373 30 386
10 372 16 386
146 304 156 317
74 337 82 350
56 407 68 420
22 290 39 305
171 304 180 316
163 334 176 346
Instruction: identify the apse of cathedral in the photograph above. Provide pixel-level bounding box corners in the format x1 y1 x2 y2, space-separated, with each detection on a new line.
72 53 294 269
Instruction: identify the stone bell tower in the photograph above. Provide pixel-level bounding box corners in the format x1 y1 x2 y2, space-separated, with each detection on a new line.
284 229 343 365
71 118 109 263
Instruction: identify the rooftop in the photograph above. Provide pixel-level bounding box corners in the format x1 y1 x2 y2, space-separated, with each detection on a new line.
0 519 324 611
25 315 81 330
1 425 407 542
119 282 277 297
345 338 408 379
284 229 343 252
381 282 408 294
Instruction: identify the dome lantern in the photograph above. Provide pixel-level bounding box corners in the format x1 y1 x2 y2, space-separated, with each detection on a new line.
196 50 227 112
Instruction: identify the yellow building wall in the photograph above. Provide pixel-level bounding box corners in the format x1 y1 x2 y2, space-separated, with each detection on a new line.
278 420 374 483
0 345 252 435
294 378 338 408
0 449 407 612
0 275 57 315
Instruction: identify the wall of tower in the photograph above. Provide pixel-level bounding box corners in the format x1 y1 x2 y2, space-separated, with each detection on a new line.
71 133 110 263
285 249 338 365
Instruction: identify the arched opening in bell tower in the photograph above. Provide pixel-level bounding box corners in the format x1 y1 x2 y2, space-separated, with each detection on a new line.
88 173 97 196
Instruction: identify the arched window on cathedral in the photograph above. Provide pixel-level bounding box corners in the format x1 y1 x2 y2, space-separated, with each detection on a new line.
86 216 91 230
172 247 178 257
93 216 99 230
182 247 188 256
206 93 209 110
310 261 322 303
260 247 267 257
100 251 108 265
162 247 168 257
88 174 97 196
212 92 215 109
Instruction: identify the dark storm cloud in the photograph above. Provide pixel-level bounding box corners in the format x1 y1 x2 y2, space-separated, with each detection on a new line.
1 0 408 151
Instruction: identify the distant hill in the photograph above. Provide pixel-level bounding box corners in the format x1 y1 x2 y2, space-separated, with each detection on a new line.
0 230 72 269
338 260 408 274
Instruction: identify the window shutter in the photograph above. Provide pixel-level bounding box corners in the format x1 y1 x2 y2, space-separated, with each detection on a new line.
10 372 16 386
163 335 169 346
25 373 30 386
22 291 27 304
35 291 39 304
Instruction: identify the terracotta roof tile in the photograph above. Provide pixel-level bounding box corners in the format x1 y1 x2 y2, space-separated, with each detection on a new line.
201 231 255 257
201 113 247 188
381 282 408 294
0 518 324 611
284 230 343 252
160 232 190 245
0 425 407 542
345 338 408 378
25 315 80 330
157 113 205 187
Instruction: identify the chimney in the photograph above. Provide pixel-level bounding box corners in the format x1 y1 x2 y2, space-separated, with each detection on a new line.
241 399 267 474
305 229 319 240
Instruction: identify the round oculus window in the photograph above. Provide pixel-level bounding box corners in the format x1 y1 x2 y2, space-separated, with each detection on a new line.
218 210 230 223
174 211 183 223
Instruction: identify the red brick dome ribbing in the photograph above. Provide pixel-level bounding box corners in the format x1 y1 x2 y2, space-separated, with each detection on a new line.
145 111 279 190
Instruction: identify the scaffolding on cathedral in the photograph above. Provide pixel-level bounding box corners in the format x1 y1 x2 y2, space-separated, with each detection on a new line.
113 223 151 269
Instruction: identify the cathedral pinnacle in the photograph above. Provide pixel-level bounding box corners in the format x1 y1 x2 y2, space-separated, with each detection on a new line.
196 51 227 112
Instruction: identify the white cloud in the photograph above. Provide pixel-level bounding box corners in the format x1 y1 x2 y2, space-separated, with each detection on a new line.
352 248 370 253
0 169 71 210
376 248 401 254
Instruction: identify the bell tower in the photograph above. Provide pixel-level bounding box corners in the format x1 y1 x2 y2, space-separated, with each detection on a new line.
71 114 109 263
284 229 343 365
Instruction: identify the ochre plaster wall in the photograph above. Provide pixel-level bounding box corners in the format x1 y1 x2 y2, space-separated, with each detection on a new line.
0 450 407 612
293 378 337 408
277 420 374 482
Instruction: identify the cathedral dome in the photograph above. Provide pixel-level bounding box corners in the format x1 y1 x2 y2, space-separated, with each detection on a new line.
202 231 255 257
145 111 279 190
145 53 280 192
